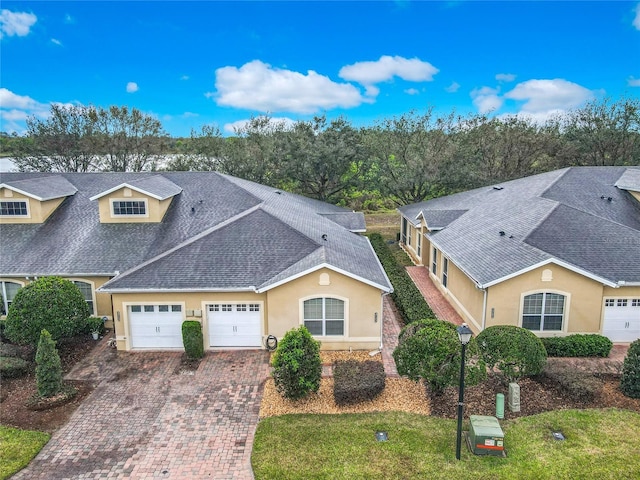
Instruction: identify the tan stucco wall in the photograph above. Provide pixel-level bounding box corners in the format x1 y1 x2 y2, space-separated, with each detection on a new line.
628 190 640 203
428 256 485 332
96 187 173 223
266 268 383 350
486 265 604 336
110 291 267 351
0 189 66 224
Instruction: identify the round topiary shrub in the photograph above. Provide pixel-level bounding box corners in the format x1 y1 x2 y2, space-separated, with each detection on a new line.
620 339 640 399
271 326 321 400
182 321 204 359
393 319 486 395
35 329 63 398
476 325 547 384
4 277 91 346
0 356 31 379
333 359 385 406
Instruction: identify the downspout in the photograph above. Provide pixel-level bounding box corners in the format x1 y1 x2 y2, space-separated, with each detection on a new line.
481 287 488 331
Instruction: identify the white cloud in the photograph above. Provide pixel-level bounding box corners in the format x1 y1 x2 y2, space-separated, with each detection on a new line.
51 38 62 46
180 75 190 81
214 60 365 114
182 112 198 118
223 116 296 134
404 88 419 95
471 86 503 113
0 88 51 133
445 81 460 93
628 76 640 87
634 3 640 30
504 78 593 114
64 14 75 24
339 55 439 89
0 9 37 39
126 82 139 93
495 73 516 82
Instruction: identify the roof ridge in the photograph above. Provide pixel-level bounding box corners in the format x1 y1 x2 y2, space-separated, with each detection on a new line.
538 166 571 199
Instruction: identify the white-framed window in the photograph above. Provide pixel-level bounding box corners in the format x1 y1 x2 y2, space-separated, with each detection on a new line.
431 247 438 275
407 225 412 246
522 292 566 331
111 199 147 216
617 299 628 307
417 233 422 257
1 281 22 315
605 298 615 307
442 258 449 288
303 297 344 336
0 200 28 217
633 299 640 307
71 280 95 315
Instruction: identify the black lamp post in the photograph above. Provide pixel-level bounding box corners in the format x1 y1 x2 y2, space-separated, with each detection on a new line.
456 323 473 460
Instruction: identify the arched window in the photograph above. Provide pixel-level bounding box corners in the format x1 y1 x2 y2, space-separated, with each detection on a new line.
303 297 344 336
72 280 95 315
522 293 565 331
1 281 22 315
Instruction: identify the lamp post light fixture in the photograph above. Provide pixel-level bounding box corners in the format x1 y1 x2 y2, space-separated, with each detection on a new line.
456 323 473 460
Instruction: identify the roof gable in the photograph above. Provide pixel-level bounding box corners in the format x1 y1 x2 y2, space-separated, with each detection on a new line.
89 174 182 201
0 175 77 201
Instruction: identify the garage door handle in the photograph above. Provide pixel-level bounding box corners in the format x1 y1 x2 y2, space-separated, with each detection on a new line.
156 326 160 333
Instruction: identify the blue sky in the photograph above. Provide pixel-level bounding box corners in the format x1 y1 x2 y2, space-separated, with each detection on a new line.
1 1 639 137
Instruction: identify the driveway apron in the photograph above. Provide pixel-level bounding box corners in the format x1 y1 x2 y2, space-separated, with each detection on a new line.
13 348 271 479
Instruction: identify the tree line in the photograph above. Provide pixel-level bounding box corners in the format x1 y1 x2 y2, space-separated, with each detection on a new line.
3 97 639 209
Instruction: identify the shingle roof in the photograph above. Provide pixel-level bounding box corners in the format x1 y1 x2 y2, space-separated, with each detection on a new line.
406 167 640 286
0 175 77 200
89 174 182 200
0 172 391 293
615 168 640 192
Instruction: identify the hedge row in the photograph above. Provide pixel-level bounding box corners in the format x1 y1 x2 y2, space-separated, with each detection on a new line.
368 233 434 325
541 334 612 358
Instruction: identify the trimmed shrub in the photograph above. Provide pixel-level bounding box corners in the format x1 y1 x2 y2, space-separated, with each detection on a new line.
620 339 640 399
0 356 31 378
4 277 90 345
541 334 613 358
35 329 63 398
477 325 547 384
368 233 434 325
271 326 322 400
333 360 385 405
182 321 204 359
393 319 486 395
540 363 602 402
87 316 105 335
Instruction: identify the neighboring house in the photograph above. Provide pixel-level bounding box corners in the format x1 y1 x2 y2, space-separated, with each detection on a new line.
398 166 640 343
0 172 392 351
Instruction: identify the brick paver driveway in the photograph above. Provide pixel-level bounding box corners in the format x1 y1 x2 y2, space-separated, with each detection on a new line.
14 345 271 479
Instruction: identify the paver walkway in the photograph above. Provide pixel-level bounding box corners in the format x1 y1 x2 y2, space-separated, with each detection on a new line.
406 266 464 326
14 344 270 480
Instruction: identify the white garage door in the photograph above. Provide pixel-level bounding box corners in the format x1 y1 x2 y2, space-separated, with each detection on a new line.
129 304 184 349
208 303 262 347
602 298 640 342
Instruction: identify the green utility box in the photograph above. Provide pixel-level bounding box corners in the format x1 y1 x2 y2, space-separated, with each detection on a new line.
467 415 505 457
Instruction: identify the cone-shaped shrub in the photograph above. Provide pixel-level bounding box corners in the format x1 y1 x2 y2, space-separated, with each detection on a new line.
35 329 63 398
620 339 640 399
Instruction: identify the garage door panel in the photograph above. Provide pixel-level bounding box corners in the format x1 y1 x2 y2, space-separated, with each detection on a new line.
129 305 184 349
208 303 262 347
603 298 640 342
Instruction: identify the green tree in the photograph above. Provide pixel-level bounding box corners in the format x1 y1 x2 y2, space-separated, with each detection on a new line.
4 277 90 345
393 319 486 395
271 326 322 400
560 97 640 167
35 329 63 397
14 104 100 172
279 115 369 203
166 124 227 171
365 109 457 205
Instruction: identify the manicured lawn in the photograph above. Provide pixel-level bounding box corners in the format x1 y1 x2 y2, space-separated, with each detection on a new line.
0 426 50 480
252 409 640 479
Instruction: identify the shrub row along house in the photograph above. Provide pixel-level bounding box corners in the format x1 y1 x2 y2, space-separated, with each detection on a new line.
0 172 392 351
398 166 640 343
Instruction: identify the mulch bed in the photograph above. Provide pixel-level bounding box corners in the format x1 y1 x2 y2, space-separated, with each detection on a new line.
429 373 640 420
0 334 100 433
